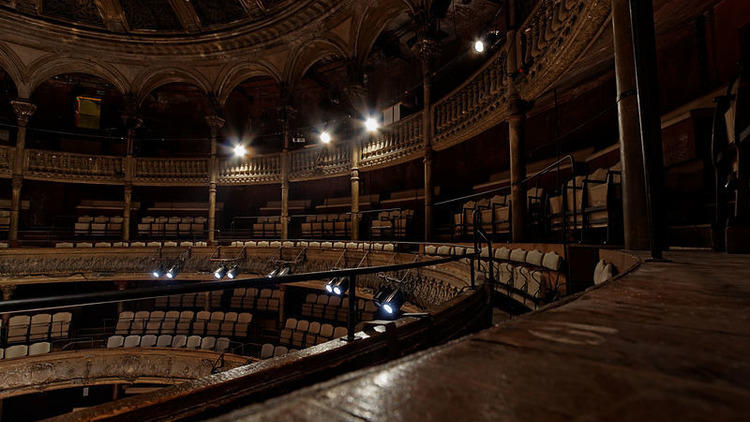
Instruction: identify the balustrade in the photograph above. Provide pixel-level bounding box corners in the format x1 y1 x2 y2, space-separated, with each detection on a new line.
360 113 424 168
135 158 208 185
24 149 124 183
1 0 605 187
218 154 280 184
290 142 351 180
0 146 13 176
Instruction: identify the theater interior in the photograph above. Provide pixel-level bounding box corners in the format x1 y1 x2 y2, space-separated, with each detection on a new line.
0 0 747 420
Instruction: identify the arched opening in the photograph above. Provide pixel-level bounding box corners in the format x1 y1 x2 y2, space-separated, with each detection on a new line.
28 73 125 154
0 66 19 147
223 75 283 156
137 82 212 157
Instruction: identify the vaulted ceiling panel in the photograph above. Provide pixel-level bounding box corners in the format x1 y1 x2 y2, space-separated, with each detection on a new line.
42 0 104 27
121 0 182 31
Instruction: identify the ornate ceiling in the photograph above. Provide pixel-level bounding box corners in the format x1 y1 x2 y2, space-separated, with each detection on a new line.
7 0 296 34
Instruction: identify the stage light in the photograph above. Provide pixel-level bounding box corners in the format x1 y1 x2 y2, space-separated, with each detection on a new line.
151 264 164 278
324 276 348 296
473 40 485 53
226 264 240 279
277 266 290 277
365 117 379 132
213 265 227 280
166 264 180 279
373 286 405 317
320 131 332 144
233 144 247 157
267 268 279 278
332 277 349 296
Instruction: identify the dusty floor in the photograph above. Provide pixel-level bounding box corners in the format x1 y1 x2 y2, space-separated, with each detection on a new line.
211 252 750 421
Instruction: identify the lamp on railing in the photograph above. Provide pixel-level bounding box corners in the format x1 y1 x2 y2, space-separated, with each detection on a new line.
365 117 379 133
373 285 405 317
324 276 349 296
233 144 247 157
320 131 332 144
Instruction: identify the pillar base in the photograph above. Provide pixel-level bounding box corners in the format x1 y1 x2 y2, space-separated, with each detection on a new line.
726 220 750 254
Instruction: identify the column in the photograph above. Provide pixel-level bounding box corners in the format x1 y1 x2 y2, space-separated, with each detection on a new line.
114 281 127 314
280 107 293 240
122 115 141 242
9 100 35 243
612 0 650 250
206 115 225 245
123 184 133 241
418 38 439 242
508 92 526 243
627 0 666 257
1 284 15 326
351 139 361 240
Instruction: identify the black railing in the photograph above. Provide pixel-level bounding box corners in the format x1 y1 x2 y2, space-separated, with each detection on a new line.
0 255 466 342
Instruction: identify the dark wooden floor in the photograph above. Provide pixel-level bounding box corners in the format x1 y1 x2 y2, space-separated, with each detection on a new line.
210 252 750 421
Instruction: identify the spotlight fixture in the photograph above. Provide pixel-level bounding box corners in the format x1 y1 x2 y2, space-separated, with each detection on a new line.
332 277 349 296
152 264 165 279
277 266 290 277
226 264 240 279
324 276 349 296
165 263 181 280
267 268 279 278
365 117 379 132
325 277 336 294
473 39 485 53
373 286 405 317
320 131 332 144
233 144 247 157
213 265 227 280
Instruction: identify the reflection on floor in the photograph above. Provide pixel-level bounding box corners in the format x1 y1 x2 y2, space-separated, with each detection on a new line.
211 252 750 421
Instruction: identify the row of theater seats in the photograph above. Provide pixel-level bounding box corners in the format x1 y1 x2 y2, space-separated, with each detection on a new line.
106 334 230 352
154 292 222 309
300 294 379 323
259 343 298 359
0 342 52 360
55 241 208 248
279 318 347 348
137 216 207 239
453 163 622 239
228 240 396 252
549 164 622 235
300 214 354 239
114 310 252 338
75 215 123 237
424 244 565 303
0 209 10 232
252 216 282 238
370 209 414 239
4 312 72 345
229 288 281 312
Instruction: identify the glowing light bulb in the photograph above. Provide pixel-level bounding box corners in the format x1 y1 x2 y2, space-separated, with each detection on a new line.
233 144 247 157
320 131 332 144
474 40 485 53
365 117 379 132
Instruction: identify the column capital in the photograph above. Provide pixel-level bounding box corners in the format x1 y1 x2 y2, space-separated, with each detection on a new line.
205 114 226 131
11 99 36 126
413 37 440 67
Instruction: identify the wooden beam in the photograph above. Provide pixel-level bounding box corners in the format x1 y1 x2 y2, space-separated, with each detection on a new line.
93 0 129 33
168 0 202 32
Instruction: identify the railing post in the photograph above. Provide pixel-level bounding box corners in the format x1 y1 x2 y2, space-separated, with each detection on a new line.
346 274 357 342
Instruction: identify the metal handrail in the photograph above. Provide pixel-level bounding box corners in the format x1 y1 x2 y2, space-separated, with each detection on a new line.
0 254 467 341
